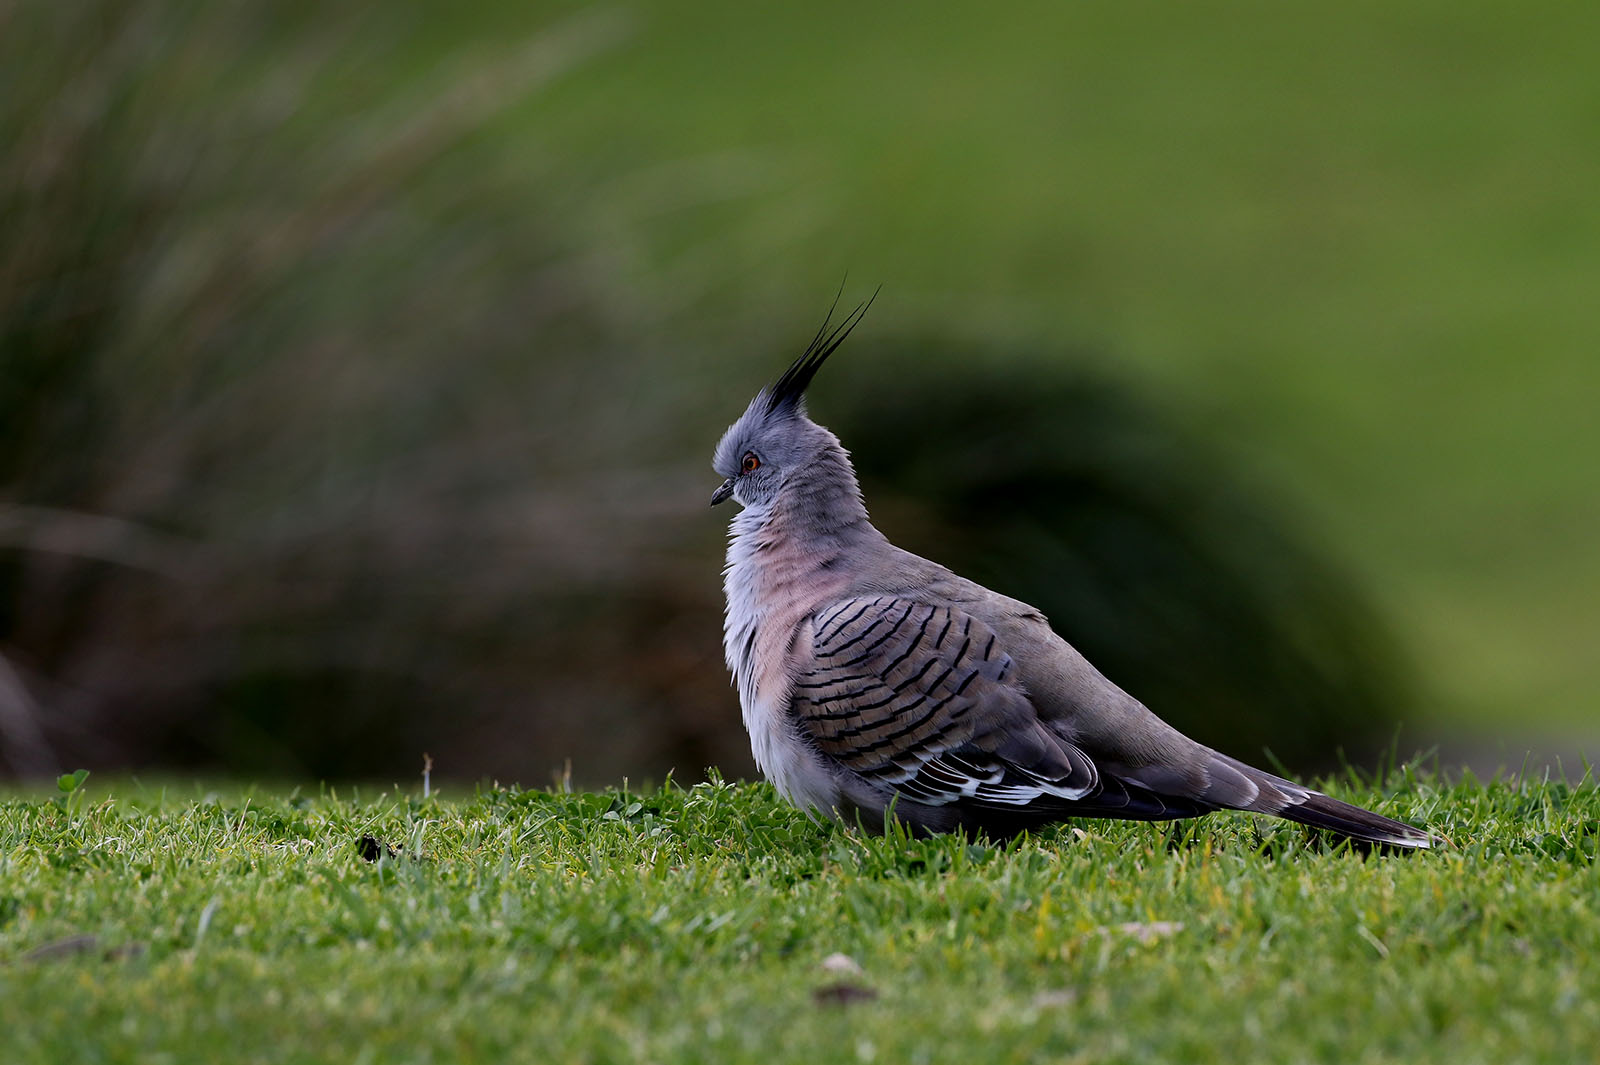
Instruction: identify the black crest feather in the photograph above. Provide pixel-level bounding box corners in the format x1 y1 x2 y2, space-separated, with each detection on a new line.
764 286 879 416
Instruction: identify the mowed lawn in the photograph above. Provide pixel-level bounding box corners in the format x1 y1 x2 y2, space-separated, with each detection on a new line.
1 772 1595 1063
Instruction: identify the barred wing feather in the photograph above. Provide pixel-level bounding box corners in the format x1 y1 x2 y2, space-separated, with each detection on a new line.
793 597 1097 808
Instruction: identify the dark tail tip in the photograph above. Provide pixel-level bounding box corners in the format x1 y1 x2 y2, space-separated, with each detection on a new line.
1280 792 1432 850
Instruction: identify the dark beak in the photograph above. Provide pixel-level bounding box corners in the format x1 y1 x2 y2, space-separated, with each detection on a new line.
710 478 735 507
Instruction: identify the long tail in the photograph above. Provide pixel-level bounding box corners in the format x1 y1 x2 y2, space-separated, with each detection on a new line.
1275 790 1431 848
1203 753 1432 849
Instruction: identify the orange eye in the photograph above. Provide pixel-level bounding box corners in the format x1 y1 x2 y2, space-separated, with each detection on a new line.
741 452 760 474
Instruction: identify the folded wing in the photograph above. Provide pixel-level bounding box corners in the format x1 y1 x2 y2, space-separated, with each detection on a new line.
793 597 1098 809
790 596 1429 845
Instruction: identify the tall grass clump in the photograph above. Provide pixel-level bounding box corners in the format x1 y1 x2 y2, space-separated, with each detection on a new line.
0 0 715 779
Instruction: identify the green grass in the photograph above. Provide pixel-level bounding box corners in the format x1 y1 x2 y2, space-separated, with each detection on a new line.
3 772 1595 1063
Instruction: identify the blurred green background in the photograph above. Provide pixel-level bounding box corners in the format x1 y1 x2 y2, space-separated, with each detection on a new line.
3 0 1596 784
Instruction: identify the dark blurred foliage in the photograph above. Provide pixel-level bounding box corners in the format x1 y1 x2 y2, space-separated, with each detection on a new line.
0 0 1409 783
0 0 685 780
826 345 1410 773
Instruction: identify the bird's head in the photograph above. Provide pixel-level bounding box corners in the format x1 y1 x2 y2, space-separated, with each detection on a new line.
710 291 876 510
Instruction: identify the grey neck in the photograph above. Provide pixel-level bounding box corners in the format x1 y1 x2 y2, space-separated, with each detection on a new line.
726 439 886 591
772 443 876 541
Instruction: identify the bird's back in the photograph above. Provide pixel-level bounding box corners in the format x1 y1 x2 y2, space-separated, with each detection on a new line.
847 538 1212 776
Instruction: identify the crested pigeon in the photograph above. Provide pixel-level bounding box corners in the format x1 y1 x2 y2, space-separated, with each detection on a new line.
710 297 1432 849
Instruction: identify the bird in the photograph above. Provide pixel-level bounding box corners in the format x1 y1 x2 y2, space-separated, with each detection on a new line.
710 295 1432 849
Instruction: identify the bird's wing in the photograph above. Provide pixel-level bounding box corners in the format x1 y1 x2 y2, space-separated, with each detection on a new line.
793 593 1428 845
791 596 1099 808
